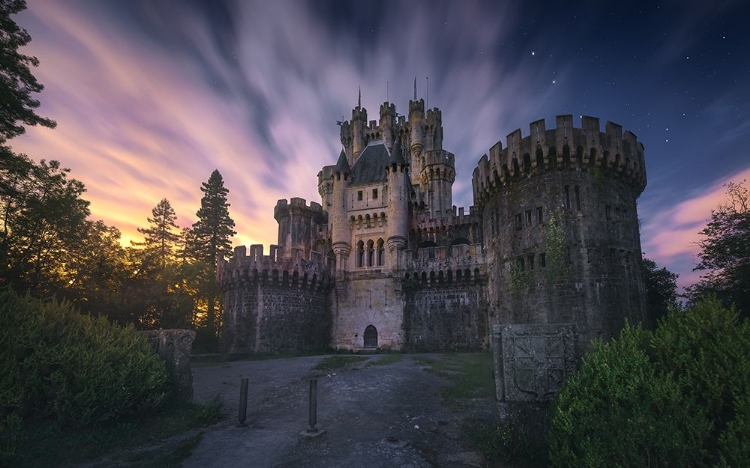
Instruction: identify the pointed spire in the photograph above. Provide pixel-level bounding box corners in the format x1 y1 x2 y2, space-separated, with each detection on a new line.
413 76 417 100
388 140 406 166
334 148 350 174
358 86 361 108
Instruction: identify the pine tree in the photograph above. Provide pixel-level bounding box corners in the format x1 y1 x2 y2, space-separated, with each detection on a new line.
192 170 236 267
192 170 235 339
0 0 56 144
136 198 180 269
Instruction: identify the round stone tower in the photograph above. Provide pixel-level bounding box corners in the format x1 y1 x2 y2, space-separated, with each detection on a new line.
385 140 410 268
473 115 648 349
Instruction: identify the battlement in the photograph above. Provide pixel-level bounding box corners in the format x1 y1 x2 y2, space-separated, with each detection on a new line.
421 149 455 168
426 108 442 124
380 102 396 117
415 205 479 229
274 197 326 222
217 244 333 291
409 98 425 116
472 115 647 202
403 243 487 287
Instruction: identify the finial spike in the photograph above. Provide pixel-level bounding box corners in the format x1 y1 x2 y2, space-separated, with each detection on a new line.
358 86 361 108
414 76 417 100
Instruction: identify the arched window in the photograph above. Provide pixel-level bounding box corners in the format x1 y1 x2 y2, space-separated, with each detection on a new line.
377 239 385 266
356 240 364 267
366 239 374 266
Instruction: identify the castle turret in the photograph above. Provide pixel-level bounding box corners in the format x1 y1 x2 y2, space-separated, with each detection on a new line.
351 92 368 164
386 140 409 269
408 97 425 186
379 102 396 152
421 148 456 219
273 197 327 260
425 108 443 152
331 149 352 271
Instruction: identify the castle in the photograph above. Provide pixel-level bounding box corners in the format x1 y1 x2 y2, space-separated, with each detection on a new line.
218 90 649 357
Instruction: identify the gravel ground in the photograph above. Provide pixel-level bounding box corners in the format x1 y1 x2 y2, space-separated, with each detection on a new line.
184 354 495 468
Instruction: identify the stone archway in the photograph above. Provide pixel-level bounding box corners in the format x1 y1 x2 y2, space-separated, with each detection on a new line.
364 325 378 349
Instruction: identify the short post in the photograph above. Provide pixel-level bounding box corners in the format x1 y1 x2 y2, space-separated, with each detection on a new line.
308 378 318 432
238 378 248 427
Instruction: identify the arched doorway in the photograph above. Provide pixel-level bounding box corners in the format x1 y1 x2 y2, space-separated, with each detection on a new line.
364 325 378 349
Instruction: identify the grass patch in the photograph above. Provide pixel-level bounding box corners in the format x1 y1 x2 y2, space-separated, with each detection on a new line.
417 353 494 401
312 355 370 371
14 397 224 468
364 354 403 367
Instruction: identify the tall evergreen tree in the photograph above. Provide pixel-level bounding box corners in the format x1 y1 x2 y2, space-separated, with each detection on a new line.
192 170 236 267
0 0 56 144
192 170 235 338
136 198 180 269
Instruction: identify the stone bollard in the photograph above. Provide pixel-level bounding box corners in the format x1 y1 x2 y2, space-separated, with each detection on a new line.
300 378 325 438
238 378 248 427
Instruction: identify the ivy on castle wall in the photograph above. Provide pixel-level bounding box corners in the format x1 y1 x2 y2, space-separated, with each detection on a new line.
544 214 569 285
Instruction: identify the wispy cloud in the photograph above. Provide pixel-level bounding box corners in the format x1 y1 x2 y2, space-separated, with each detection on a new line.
641 167 750 289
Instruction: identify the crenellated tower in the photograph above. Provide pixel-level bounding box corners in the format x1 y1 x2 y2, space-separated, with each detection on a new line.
330 150 352 273
473 115 648 350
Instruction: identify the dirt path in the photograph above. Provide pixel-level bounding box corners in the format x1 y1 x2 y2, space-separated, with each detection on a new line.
185 354 493 468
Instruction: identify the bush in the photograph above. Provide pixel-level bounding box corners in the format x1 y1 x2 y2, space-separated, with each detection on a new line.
548 298 750 467
0 288 169 431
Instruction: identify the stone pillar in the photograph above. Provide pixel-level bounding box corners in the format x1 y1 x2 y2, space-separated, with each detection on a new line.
142 329 196 401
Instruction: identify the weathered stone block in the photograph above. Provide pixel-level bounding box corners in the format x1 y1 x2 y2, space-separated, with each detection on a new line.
143 329 196 401
493 324 577 402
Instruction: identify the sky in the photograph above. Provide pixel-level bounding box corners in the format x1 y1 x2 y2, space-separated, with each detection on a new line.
11 0 750 291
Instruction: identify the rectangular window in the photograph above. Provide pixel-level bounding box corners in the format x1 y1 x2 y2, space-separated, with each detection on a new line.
575 186 581 211
527 255 535 270
536 206 543 224
358 190 363 201
515 213 523 231
516 257 525 272
372 188 378 199
540 253 547 268
525 210 532 227
564 186 571 209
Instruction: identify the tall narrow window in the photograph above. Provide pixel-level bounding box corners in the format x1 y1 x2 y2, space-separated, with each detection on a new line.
515 213 523 231
564 186 571 209
357 190 363 201
372 188 378 199
525 209 532 227
527 255 535 270
356 241 364 267
574 186 581 211
377 239 384 266
516 257 525 272
540 253 547 268
536 206 543 224
366 240 374 266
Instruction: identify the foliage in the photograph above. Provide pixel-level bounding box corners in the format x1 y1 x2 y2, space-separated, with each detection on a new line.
15 396 223 468
548 298 750 467
544 214 568 284
471 406 550 467
642 257 680 323
0 289 169 427
135 198 181 270
190 170 236 338
0 0 56 144
690 180 750 318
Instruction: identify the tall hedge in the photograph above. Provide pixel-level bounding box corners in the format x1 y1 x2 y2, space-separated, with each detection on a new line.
549 298 750 467
0 288 169 460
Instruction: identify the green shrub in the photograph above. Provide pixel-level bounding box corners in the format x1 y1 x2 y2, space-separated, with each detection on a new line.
548 298 750 467
0 288 169 430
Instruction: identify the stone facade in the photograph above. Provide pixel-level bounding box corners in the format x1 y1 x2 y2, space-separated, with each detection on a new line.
218 94 649 361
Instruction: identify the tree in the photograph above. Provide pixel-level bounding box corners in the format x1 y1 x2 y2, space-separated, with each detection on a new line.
690 180 750 317
191 170 235 337
549 298 750 467
642 257 679 323
135 198 180 270
0 0 56 144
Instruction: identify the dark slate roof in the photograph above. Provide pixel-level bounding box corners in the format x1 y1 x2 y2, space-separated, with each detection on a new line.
351 140 389 185
334 149 350 174
388 140 406 165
